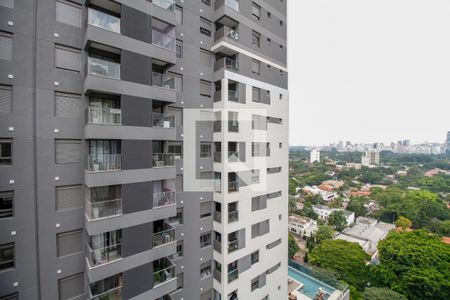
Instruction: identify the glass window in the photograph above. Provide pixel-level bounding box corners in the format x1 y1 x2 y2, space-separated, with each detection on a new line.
200 142 212 158
175 6 183 25
252 2 261 20
252 31 261 47
200 232 212 248
0 243 14 270
0 139 12 165
56 0 82 28
251 250 259 264
176 40 183 58
0 191 13 218
251 59 260 75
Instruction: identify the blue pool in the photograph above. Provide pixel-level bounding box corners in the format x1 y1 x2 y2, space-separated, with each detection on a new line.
288 266 336 299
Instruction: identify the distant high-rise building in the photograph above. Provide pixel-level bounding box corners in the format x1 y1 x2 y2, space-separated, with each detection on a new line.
361 150 380 166
446 131 450 154
310 149 321 163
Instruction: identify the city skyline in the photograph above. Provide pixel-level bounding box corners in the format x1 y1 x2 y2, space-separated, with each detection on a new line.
288 0 450 146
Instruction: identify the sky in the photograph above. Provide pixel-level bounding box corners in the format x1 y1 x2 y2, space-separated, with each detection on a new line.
288 0 450 146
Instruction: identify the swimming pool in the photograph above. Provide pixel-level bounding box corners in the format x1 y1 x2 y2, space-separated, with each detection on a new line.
288 266 336 299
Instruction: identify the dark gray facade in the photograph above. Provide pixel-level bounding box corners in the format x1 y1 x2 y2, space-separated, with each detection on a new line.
0 0 287 299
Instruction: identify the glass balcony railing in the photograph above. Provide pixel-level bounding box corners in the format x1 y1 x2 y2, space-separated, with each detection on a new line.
228 181 239 192
88 8 121 33
214 152 222 163
228 120 239 132
86 198 122 220
153 191 176 208
153 260 176 286
87 154 122 172
152 72 176 90
88 243 122 267
214 57 238 72
228 269 238 283
214 26 239 42
153 153 175 168
228 151 239 162
152 30 176 51
88 106 122 125
153 227 175 247
88 57 121 79
228 239 239 253
90 287 123 300
228 90 239 102
214 90 222 102
225 0 239 11
213 211 221 223
228 211 239 223
214 180 222 193
152 0 175 12
152 112 175 128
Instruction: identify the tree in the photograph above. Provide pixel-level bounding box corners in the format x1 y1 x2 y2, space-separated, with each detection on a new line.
288 233 299 258
309 239 370 290
395 216 412 230
314 224 335 243
427 219 450 236
363 287 407 300
371 230 450 300
328 211 347 232
346 197 368 217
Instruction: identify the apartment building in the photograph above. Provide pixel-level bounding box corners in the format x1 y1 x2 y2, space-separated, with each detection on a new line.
0 0 288 299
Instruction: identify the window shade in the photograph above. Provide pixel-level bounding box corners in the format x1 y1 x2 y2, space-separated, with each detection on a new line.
57 229 83 257
55 139 82 164
0 33 13 61
55 92 81 118
55 185 83 211
56 0 82 28
0 85 12 113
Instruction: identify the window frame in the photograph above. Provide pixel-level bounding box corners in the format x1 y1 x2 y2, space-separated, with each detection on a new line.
0 139 12 165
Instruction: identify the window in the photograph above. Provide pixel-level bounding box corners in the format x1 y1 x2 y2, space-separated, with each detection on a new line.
251 277 260 292
267 11 271 18
200 49 212 66
266 238 282 249
56 185 83 211
169 207 183 224
267 64 271 70
55 45 81 72
0 191 13 218
267 38 271 44
200 201 212 218
200 142 212 158
173 240 183 257
58 273 84 300
201 0 211 5
88 230 122 266
56 0 82 28
279 69 283 76
176 40 183 58
200 232 212 248
200 261 212 278
252 31 261 47
0 85 12 114
0 0 14 8
169 72 183 92
0 31 13 61
0 139 12 165
177 272 184 289
90 274 123 299
0 243 14 270
55 92 81 118
279 142 283 148
280 20 284 26
252 114 267 130
267 167 281 174
57 229 83 257
200 80 212 97
251 59 260 75
251 250 259 265
175 6 183 25
252 2 261 20
252 220 270 238
280 45 284 51
169 142 183 159
55 139 82 164
0 293 18 300
200 17 212 36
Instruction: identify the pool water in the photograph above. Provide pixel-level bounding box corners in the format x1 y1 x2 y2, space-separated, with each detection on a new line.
288 267 336 299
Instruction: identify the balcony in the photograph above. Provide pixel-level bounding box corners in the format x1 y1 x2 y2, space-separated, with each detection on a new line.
228 120 239 132
153 190 176 208
88 8 121 33
214 179 222 193
228 181 239 193
88 106 122 125
152 112 175 128
214 57 238 72
228 269 238 283
87 243 122 267
228 210 238 223
152 0 175 12
213 211 221 223
87 154 122 172
88 57 120 79
228 151 238 162
153 258 176 287
228 239 239 253
86 198 122 220
153 224 175 247
152 20 176 51
213 120 222 133
152 72 176 90
90 287 123 300
228 90 239 102
213 239 222 254
214 26 239 43
153 153 175 168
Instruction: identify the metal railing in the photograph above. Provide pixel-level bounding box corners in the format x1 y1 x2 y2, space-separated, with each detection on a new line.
214 57 238 72
88 57 120 79
228 151 239 162
87 154 121 172
214 26 239 42
90 287 123 300
152 72 176 90
153 263 176 286
152 29 176 51
153 191 176 208
213 211 221 223
200 239 212 248
152 0 175 12
86 198 122 220
88 8 120 33
228 211 239 223
228 239 239 253
153 153 175 167
228 269 238 283
152 112 175 128
228 90 239 102
88 243 122 267
228 181 239 192
153 227 175 247
200 151 211 158
228 120 239 132
88 106 122 125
